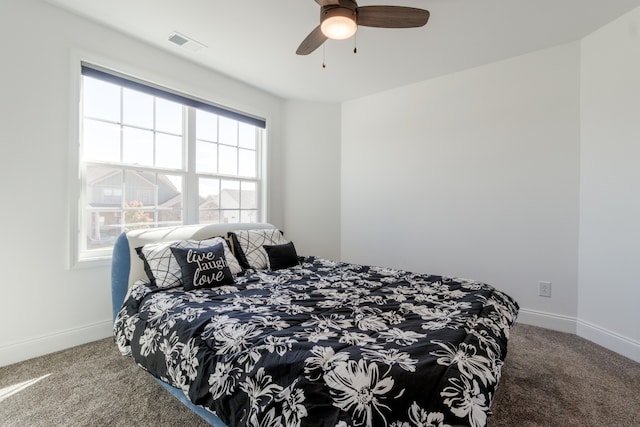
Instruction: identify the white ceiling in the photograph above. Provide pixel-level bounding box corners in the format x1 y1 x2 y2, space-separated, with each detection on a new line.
45 0 640 102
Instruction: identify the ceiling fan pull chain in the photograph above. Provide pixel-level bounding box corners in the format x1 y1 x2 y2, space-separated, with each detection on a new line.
354 32 357 54
322 43 327 68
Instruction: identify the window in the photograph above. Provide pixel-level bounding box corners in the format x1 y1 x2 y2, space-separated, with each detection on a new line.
77 64 266 262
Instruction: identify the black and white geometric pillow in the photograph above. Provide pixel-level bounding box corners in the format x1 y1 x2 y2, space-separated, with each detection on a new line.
136 237 242 288
228 229 288 270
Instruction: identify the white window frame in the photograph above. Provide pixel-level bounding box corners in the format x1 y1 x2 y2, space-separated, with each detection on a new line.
68 56 267 268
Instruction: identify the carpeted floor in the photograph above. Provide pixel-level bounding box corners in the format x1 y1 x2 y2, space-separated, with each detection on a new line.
1 323 639 426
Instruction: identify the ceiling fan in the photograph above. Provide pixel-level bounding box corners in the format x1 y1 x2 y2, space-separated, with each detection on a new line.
296 0 430 55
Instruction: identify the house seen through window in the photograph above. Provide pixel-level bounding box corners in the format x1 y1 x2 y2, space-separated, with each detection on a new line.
79 64 265 261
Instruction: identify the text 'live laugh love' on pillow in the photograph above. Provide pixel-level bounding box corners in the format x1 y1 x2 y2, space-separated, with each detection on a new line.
170 243 234 291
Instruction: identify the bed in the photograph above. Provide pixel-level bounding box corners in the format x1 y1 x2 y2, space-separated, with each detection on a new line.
112 223 518 427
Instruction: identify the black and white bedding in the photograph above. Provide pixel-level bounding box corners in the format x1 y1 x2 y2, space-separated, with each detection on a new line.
114 253 518 427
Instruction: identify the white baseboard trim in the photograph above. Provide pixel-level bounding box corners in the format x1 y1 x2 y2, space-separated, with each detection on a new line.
516 308 577 334
576 319 640 363
0 319 113 368
516 308 640 363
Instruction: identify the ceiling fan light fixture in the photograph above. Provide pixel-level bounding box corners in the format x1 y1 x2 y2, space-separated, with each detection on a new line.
321 8 357 40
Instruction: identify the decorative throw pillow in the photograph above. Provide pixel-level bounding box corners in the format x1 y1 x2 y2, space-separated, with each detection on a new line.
263 241 299 271
136 237 242 288
170 243 234 291
228 229 288 270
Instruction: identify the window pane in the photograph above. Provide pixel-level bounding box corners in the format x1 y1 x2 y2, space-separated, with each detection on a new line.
158 173 183 210
219 145 238 175
156 133 183 169
83 119 121 162
241 181 257 209
199 178 220 224
238 123 256 149
238 149 256 178
124 170 157 208
199 177 220 203
221 180 240 209
83 76 120 122
240 210 258 223
124 209 155 230
196 110 217 142
219 117 238 146
123 127 153 166
222 210 241 223
86 166 122 207
199 210 220 224
158 209 183 228
155 98 183 135
196 140 218 174
86 210 122 249
123 89 153 128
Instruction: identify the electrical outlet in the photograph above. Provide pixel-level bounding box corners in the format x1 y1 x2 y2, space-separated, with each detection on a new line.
538 281 552 297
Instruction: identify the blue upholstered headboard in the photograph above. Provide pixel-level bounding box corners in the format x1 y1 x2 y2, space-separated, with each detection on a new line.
111 232 131 322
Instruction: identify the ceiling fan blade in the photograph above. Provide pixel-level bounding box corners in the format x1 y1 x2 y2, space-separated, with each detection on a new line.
296 26 328 55
315 0 340 6
357 6 430 28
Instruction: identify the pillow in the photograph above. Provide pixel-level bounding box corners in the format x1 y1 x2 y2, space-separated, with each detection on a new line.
263 241 299 271
136 237 242 288
228 229 288 270
170 243 234 291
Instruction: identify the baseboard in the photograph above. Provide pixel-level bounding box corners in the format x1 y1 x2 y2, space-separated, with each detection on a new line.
516 308 640 363
0 320 113 368
516 308 578 334
576 319 640 363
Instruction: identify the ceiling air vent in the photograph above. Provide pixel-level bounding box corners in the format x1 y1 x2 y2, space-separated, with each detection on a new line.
168 31 207 53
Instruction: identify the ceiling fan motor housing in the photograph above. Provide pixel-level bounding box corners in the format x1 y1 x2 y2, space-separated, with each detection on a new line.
321 0 357 20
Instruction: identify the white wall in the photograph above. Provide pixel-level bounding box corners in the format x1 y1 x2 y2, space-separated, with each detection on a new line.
342 43 581 328
281 101 341 260
579 8 640 361
0 0 285 366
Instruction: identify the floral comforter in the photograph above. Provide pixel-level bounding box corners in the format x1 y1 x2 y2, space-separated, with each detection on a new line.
114 257 518 427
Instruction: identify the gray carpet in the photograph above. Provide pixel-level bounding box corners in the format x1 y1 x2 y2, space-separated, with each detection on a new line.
1 324 639 426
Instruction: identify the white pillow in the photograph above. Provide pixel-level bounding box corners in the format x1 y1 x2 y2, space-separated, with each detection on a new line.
228 229 288 270
137 237 242 288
